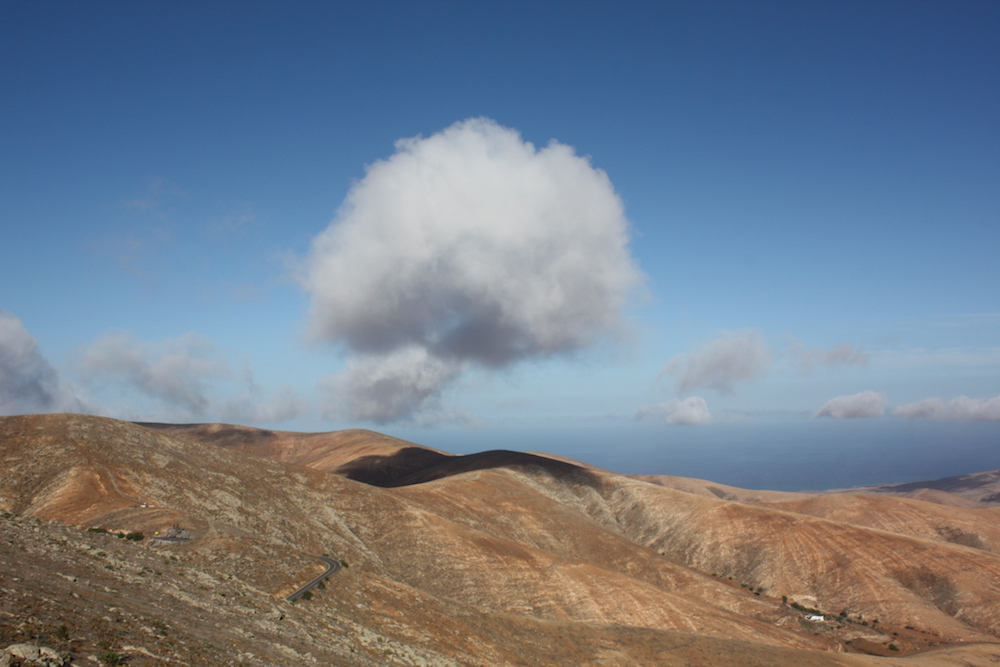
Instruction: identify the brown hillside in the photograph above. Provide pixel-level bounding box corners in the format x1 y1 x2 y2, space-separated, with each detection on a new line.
761 493 1000 553
138 421 438 474
135 418 1000 643
832 469 1000 507
3 414 1000 666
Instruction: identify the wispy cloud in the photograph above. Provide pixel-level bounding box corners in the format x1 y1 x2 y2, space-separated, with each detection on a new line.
814 391 886 419
300 117 643 422
893 395 1000 421
661 329 771 395
634 396 712 425
925 313 1000 329
77 332 229 415
219 385 309 424
789 338 869 373
203 202 261 240
76 331 311 424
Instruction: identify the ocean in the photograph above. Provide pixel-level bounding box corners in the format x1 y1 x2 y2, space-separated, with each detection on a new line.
422 419 1000 492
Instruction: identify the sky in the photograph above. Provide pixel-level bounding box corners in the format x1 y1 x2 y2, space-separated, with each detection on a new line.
2 1 999 490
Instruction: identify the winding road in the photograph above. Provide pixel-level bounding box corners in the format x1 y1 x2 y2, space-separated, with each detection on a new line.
284 555 342 602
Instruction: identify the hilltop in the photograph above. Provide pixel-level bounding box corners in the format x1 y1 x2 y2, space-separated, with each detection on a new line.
2 413 1000 666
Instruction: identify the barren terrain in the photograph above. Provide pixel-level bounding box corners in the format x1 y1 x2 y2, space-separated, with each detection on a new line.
3 414 1000 665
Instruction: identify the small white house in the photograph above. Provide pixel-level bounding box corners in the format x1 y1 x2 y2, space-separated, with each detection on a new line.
805 614 825 622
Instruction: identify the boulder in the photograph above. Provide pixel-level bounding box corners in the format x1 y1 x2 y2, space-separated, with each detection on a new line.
2 643 69 666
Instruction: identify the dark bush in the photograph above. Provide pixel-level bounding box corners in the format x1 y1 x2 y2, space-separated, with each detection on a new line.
99 650 124 665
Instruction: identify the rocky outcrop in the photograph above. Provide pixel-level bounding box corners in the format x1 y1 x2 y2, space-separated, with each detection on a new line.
1 644 69 666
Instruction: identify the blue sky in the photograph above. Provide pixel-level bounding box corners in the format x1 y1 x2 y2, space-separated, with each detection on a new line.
2 2 998 488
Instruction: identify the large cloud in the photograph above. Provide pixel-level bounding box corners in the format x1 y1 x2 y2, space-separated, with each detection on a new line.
634 396 712 425
893 395 1000 421
661 329 771 395
301 118 642 422
815 391 886 419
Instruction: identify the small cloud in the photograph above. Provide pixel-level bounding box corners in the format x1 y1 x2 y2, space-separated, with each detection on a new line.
814 391 886 419
661 329 771 394
789 338 869 373
892 395 1000 421
634 396 712 425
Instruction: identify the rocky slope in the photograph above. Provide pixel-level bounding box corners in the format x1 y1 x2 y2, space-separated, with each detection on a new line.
3 413 1000 666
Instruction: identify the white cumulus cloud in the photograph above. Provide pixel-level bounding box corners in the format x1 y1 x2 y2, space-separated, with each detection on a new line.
892 395 1000 421
815 391 886 419
661 329 771 395
301 117 643 422
634 396 713 425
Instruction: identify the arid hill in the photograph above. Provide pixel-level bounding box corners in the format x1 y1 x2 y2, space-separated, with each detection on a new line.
3 413 1000 666
831 469 1000 508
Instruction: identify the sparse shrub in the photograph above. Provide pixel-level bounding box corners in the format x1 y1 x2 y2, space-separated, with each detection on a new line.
782 596 788 604
56 624 69 641
840 610 847 618
124 531 144 541
301 590 313 601
88 527 108 533
99 650 124 665
889 644 900 652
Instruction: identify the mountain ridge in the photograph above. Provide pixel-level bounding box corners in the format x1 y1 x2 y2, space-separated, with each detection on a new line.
3 413 1000 665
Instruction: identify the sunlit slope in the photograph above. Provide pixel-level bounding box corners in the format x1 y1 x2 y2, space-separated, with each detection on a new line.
3 414 1000 665
587 476 1000 641
0 414 823 655
760 493 1000 552
150 416 1000 644
140 421 440 474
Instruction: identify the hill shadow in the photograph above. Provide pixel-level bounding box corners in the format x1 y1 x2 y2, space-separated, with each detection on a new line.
336 446 605 491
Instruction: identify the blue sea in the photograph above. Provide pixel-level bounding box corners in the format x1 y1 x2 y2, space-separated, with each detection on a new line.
416 419 1000 492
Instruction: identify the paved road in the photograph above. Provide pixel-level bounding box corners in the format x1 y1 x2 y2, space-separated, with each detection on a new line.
285 555 342 602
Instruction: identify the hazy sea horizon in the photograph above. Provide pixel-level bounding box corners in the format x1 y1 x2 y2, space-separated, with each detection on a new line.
418 420 1000 493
